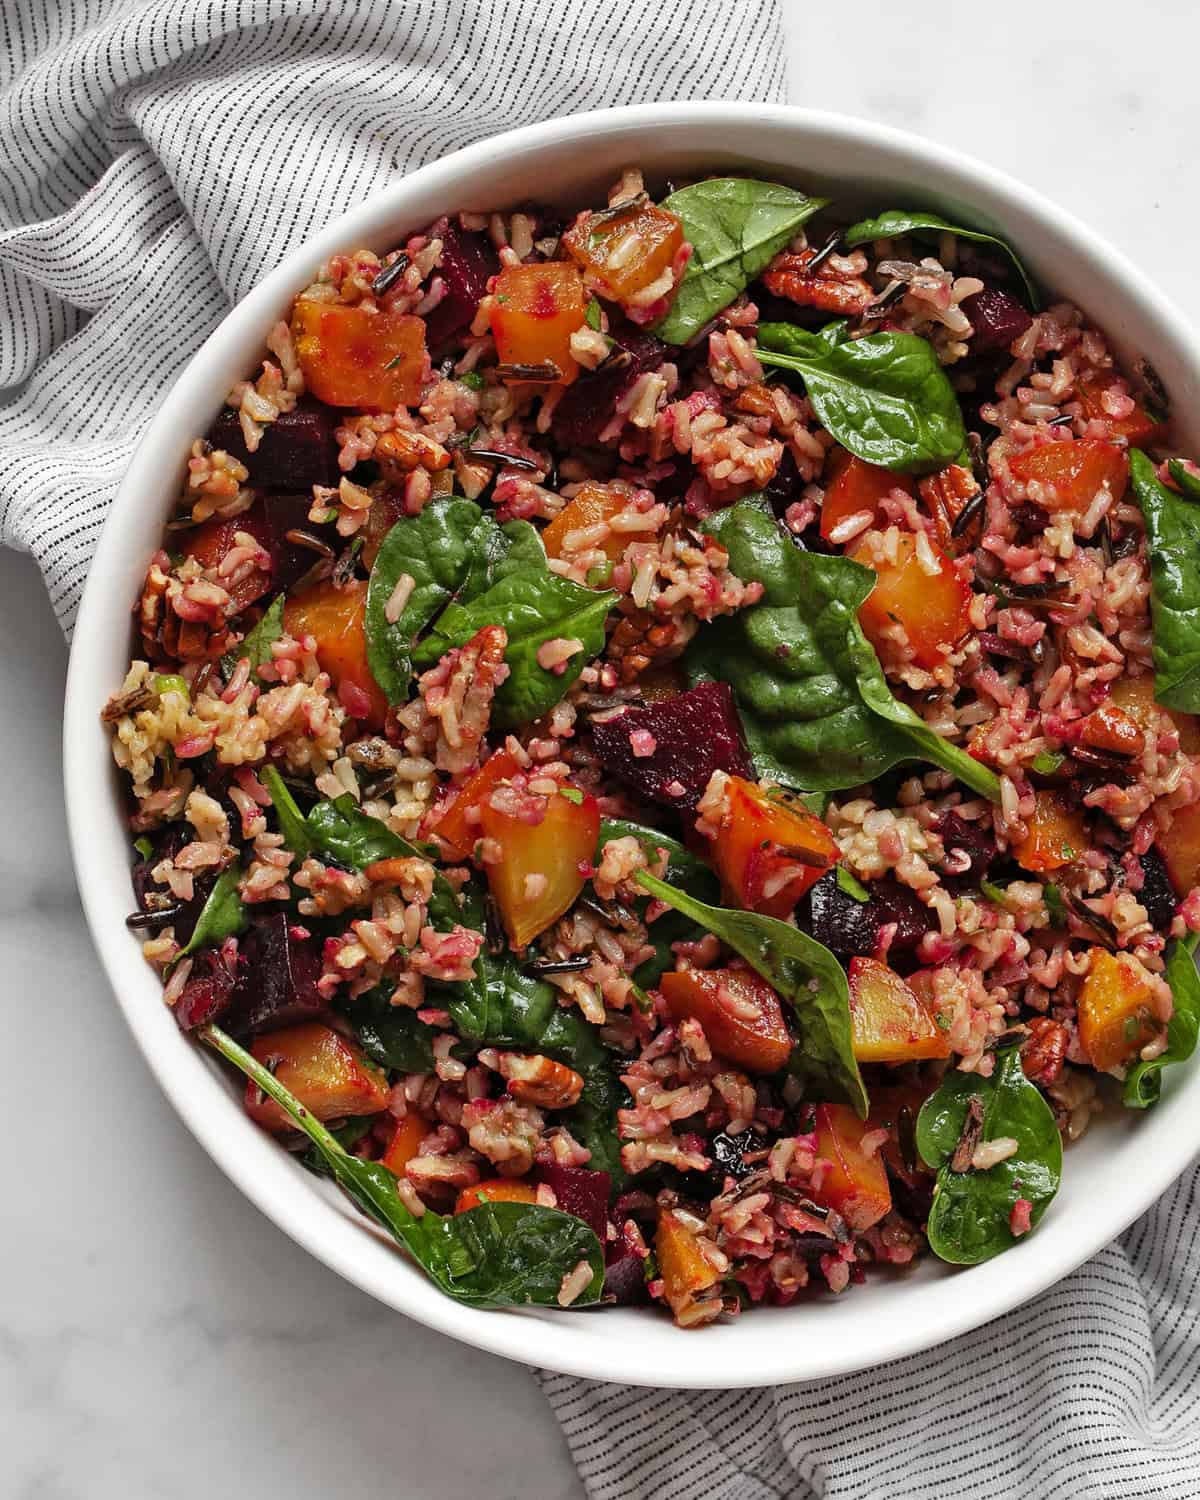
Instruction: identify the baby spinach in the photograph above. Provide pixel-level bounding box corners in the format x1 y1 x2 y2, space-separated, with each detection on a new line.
306 795 426 870
260 765 316 857
687 501 1000 799
365 499 507 705
170 865 247 968
756 322 966 474
200 1023 603 1308
222 594 285 680
1123 934 1200 1109
339 988 443 1073
1130 449 1200 712
1168 458 1200 502
635 870 867 1116
916 1044 1062 1265
842 208 1039 306
653 178 829 345
597 818 720 987
412 523 616 727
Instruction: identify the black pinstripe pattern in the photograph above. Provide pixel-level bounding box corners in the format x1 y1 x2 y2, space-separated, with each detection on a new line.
0 0 785 633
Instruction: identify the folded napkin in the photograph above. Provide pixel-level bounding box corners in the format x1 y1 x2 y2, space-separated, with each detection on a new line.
5 4 1199 1497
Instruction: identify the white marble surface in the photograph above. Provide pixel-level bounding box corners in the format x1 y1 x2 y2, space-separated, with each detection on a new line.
5 4 1199 1495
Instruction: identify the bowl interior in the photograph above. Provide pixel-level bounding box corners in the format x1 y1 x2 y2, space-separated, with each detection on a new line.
64 103 1200 1388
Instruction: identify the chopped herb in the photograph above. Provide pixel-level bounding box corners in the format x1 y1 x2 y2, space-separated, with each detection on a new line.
585 299 603 330
585 561 614 587
559 786 585 805
980 878 1009 906
154 673 189 699
134 836 154 861
459 370 485 390
1030 750 1065 775
1043 884 1068 926
835 866 870 902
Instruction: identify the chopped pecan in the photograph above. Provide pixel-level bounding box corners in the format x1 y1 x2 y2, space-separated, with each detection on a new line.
763 247 874 317
497 1052 584 1110
1021 1017 1067 1087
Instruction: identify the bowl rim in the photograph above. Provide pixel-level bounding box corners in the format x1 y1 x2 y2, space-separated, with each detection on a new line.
64 99 1200 1388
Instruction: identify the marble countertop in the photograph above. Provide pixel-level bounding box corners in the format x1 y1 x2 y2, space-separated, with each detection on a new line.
7 5 1198 1495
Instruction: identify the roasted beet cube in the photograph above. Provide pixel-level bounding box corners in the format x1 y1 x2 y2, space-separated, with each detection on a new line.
803 872 933 961
259 493 337 593
552 324 666 448
223 911 325 1037
960 286 1033 356
207 396 340 490
174 950 237 1031
538 1163 611 1243
937 810 997 888
602 1247 648 1305
1137 847 1177 931
590 681 754 814
421 216 500 351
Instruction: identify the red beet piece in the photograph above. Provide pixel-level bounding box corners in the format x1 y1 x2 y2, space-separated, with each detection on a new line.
223 911 325 1037
1138 847 1176 931
207 396 340 490
258 493 337 593
803 871 933 961
552 324 666 448
960 286 1033 356
937 810 996 887
538 1162 611 1242
421 216 500 351
602 1248 648 1305
174 950 238 1031
590 681 754 814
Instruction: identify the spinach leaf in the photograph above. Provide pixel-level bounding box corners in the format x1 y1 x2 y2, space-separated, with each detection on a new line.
916 1045 1062 1264
842 208 1039 307
364 499 506 705
1168 458 1200 503
170 866 247 968
200 1024 603 1308
222 594 285 680
653 178 829 345
687 502 1000 799
339 988 443 1072
756 322 966 474
597 818 720 988
635 870 867 1116
412 527 616 726
260 764 316 857
1124 934 1200 1109
1130 449 1200 712
307 794 428 870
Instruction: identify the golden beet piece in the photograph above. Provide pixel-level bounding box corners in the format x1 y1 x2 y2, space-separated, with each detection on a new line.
1014 791 1089 874
1158 802 1200 898
184 514 272 614
1075 372 1166 446
820 450 915 543
851 530 971 670
1109 674 1200 755
489 263 586 385
562 200 683 301
291 300 426 410
284 578 387 728
809 1103 892 1232
1080 700 1144 758
660 966 792 1075
246 1023 389 1133
480 784 600 949
656 1209 720 1314
381 1112 430 1177
848 957 950 1064
431 749 522 861
541 482 631 568
455 1178 539 1214
1078 948 1160 1072
1008 438 1128 514
711 776 839 919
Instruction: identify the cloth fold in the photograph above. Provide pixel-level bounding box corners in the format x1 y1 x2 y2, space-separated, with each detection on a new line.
5 4 1200 1498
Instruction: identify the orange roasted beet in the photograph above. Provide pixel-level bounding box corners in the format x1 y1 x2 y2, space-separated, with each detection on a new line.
1080 700 1145 758
851 531 971 670
381 1111 431 1177
848 957 950 1063
809 1103 892 1232
290 299 426 410
1014 790 1089 874
489 263 587 385
1075 372 1167 446
480 783 600 948
1159 802 1200 898
184 514 273 614
655 1209 721 1314
820 450 915 543
455 1178 539 1214
660 967 792 1075
712 776 839 919
283 578 387 728
1110 674 1200 755
246 1023 389 1133
541 481 631 569
867 1080 937 1184
431 749 522 861
1008 438 1129 514
562 200 684 301
1078 948 1161 1072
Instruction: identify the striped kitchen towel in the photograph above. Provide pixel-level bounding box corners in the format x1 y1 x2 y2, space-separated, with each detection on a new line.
5 5 1200 1499
0 0 784 632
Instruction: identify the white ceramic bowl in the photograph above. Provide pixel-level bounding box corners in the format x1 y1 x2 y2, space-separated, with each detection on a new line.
64 103 1200 1388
